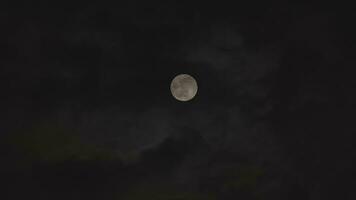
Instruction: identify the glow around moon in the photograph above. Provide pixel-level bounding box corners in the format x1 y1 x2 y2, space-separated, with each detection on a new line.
170 74 198 101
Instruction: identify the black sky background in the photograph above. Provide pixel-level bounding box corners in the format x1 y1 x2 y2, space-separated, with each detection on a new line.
1 2 355 200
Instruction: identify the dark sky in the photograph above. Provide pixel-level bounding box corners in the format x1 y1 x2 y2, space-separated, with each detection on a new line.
1 2 355 200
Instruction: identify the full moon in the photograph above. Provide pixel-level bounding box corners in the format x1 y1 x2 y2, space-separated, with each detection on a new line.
170 74 198 101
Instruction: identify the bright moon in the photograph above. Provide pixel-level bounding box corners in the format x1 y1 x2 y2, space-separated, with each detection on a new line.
170 74 198 101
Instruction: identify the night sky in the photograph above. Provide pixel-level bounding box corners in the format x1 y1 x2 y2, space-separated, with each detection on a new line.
1 2 355 200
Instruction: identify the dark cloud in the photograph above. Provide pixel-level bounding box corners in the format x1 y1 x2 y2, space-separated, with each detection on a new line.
1 2 355 199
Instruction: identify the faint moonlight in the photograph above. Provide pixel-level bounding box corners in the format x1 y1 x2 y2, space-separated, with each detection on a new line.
170 74 198 101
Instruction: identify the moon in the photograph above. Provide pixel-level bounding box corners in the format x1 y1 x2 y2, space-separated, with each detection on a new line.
170 74 198 101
